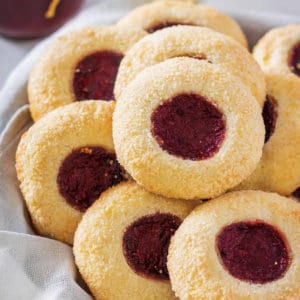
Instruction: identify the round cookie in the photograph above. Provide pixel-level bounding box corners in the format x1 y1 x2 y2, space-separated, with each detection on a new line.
113 57 264 200
168 190 300 300
16 100 125 244
253 24 300 80
114 26 265 104
28 26 146 121
235 74 300 198
117 0 247 47
73 181 195 300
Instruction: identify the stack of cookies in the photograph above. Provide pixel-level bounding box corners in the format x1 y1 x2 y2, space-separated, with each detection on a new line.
15 1 300 299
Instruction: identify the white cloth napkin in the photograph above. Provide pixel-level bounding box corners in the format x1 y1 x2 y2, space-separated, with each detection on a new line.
0 1 299 298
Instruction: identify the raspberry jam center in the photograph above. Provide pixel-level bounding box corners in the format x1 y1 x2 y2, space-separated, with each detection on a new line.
146 21 190 33
73 50 123 101
151 93 226 160
262 96 278 143
57 146 124 212
289 42 300 76
216 221 290 284
123 213 182 280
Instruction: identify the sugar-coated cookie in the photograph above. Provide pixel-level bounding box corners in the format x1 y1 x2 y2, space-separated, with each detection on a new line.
253 24 300 80
168 190 300 300
113 58 264 200
16 101 125 244
73 181 195 300
236 74 300 198
114 26 265 104
28 26 146 121
117 0 247 47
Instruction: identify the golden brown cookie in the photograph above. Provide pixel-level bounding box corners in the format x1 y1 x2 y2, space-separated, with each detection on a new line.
114 26 265 104
235 74 300 198
113 57 264 200
168 190 300 300
28 26 146 121
253 24 300 80
16 100 126 244
117 0 247 47
73 181 195 300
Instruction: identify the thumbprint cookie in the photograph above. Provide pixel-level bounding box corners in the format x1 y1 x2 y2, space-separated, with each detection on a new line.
28 26 146 121
117 0 247 47
235 74 300 198
73 181 195 300
113 58 264 200
114 26 265 105
168 190 300 300
253 24 300 80
16 101 126 244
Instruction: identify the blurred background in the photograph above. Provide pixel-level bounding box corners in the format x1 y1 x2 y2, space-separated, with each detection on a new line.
207 0 300 16
0 0 299 87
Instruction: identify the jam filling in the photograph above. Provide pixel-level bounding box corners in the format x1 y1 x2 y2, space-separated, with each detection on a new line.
289 42 300 76
73 50 123 101
216 221 290 284
262 96 278 143
123 213 182 280
292 187 300 201
57 146 124 212
151 93 226 160
146 21 191 33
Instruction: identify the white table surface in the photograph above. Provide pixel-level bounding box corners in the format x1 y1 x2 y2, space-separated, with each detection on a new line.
0 0 299 90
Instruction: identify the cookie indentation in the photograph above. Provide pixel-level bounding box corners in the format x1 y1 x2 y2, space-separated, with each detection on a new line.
289 42 300 76
216 221 290 284
151 93 226 160
123 213 181 280
146 21 190 33
57 146 124 212
262 96 278 143
73 51 123 101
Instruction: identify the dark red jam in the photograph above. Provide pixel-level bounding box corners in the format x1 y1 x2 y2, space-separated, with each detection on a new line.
151 93 226 160
57 146 124 212
216 221 290 284
73 50 123 101
146 21 190 33
289 42 300 76
262 96 278 143
123 213 182 280
292 187 300 201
